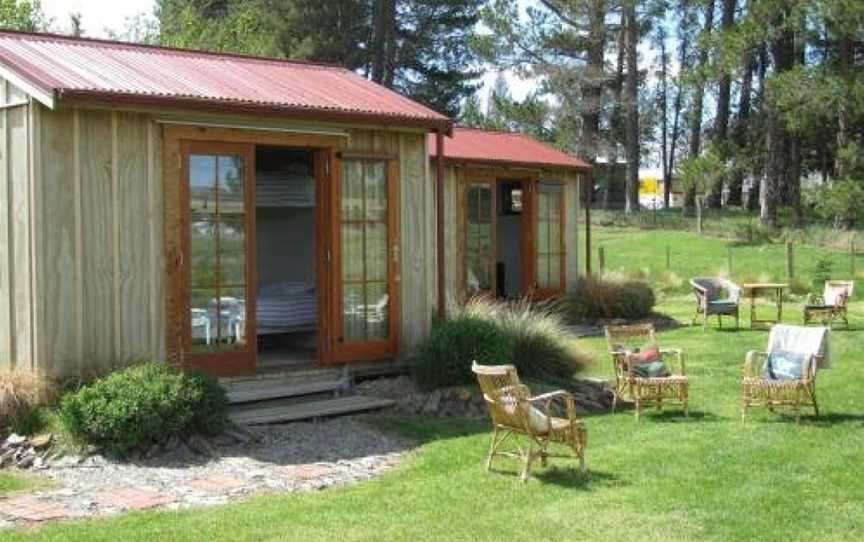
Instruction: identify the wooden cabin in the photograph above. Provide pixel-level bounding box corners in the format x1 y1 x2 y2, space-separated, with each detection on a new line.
0 31 590 382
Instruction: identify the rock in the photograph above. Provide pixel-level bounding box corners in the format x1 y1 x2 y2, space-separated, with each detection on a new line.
184 434 216 457
3 433 26 448
51 455 83 468
32 456 46 469
83 454 107 468
30 434 53 450
162 435 181 452
144 444 162 459
0 449 15 468
421 390 442 414
16 453 34 469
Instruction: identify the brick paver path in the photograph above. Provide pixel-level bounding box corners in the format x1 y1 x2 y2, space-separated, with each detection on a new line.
93 488 175 511
0 496 70 522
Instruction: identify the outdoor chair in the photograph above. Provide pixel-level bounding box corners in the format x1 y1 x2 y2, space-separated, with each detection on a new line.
604 324 689 420
741 324 830 422
471 362 587 481
804 280 854 329
690 277 741 330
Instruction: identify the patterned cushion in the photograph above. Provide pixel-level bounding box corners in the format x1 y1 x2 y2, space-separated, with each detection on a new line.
763 350 807 380
633 361 671 378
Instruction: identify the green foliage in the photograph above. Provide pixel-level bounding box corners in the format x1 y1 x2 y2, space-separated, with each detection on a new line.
812 257 833 290
803 181 864 229
675 145 727 196
412 314 512 391
567 276 656 322
732 219 775 245
412 298 589 390
58 362 227 456
0 0 48 31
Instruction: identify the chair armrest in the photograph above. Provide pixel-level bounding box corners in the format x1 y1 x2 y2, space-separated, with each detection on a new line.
660 347 685 375
744 350 768 378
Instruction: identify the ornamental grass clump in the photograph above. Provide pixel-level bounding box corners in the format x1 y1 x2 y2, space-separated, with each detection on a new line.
412 298 591 390
58 362 227 456
566 276 656 322
0 372 56 437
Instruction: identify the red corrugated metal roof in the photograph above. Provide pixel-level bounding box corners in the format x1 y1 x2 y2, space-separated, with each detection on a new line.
0 30 451 129
429 127 591 171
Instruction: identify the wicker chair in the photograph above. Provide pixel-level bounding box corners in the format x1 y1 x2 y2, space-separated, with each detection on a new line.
741 324 829 422
471 362 587 481
690 277 741 330
804 280 854 329
603 324 689 420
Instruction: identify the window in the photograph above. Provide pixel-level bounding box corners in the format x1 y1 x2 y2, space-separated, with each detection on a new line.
465 182 494 295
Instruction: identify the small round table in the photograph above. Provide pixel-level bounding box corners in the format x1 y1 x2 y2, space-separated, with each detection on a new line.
742 283 788 329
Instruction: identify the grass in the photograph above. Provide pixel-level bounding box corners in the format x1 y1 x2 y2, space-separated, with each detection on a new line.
0 472 46 497
2 297 863 541
584 226 864 297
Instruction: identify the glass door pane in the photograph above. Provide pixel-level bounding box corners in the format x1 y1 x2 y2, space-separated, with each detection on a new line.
340 160 390 343
465 182 494 295
188 153 248 351
537 183 563 290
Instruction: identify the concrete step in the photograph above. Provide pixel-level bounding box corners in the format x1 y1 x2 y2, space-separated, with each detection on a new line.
229 395 395 425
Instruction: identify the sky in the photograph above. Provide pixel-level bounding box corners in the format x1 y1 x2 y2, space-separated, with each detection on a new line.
42 0 153 37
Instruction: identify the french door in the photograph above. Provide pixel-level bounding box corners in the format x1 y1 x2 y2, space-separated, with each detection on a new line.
463 180 496 296
328 157 400 362
180 141 256 376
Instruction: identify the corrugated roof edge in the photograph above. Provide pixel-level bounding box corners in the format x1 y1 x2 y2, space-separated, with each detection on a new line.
0 28 347 70
58 88 454 131
0 29 454 133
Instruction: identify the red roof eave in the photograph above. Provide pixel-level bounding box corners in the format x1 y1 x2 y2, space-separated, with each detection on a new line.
433 154 592 173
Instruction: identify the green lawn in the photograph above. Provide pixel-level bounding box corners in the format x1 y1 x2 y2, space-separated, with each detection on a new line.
3 298 863 541
0 473 42 497
584 226 864 297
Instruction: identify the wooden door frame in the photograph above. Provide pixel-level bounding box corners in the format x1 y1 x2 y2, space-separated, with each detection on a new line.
164 125 346 376
459 168 542 301
177 140 257 376
327 155 401 363
530 181 567 299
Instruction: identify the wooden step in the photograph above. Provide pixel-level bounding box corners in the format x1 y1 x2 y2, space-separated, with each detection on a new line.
225 377 348 404
230 395 396 425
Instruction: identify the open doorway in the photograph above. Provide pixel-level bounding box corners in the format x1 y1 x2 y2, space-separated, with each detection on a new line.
496 181 525 298
255 146 318 370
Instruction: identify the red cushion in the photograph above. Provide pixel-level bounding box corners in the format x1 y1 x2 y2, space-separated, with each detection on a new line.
630 345 661 364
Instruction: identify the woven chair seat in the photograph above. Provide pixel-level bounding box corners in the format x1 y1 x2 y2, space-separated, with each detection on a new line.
634 375 689 385
742 377 805 389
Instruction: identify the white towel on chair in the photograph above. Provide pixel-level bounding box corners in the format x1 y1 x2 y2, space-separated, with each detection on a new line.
768 324 831 369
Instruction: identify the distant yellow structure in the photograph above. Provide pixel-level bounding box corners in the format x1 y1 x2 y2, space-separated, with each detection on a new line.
639 174 663 197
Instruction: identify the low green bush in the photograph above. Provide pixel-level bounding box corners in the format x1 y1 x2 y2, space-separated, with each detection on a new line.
58 362 227 456
412 298 591 390
566 276 656 322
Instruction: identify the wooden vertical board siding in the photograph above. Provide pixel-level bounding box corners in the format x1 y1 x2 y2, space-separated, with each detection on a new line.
442 164 460 306
162 128 182 367
0 80 9 369
564 172 579 293
8 86 35 371
39 108 77 377
148 121 165 360
76 110 114 375
116 112 153 364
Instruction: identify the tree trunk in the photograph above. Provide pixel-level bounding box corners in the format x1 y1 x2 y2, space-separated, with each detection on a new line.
659 37 670 208
623 0 640 214
727 39 754 207
707 0 736 209
684 0 715 217
370 0 396 87
746 42 768 212
584 2 607 207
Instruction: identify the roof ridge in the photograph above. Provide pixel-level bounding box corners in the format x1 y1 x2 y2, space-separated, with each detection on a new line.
454 124 526 136
0 29 346 70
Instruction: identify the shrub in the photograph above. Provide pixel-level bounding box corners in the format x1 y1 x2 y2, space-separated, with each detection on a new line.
58 362 227 456
566 276 656 322
412 314 512 391
412 298 591 390
0 372 56 436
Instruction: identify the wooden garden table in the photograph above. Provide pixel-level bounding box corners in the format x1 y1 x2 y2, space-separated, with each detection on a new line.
742 283 788 329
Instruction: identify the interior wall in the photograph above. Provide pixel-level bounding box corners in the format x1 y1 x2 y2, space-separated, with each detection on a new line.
497 214 522 298
256 208 315 287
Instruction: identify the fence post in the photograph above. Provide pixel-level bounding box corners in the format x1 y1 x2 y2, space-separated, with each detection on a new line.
666 245 671 271
598 246 606 274
696 196 704 235
785 241 795 280
727 245 733 275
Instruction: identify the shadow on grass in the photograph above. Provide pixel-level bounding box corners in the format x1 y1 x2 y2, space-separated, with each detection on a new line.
486 465 622 490
367 414 489 445
741 411 864 427
643 410 726 423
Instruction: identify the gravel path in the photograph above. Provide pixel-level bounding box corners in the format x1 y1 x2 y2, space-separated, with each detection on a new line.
0 417 407 527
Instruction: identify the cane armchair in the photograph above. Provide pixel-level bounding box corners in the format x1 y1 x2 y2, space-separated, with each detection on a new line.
604 324 689 420
804 280 854 329
741 324 829 422
472 362 587 481
690 277 741 330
